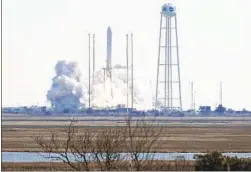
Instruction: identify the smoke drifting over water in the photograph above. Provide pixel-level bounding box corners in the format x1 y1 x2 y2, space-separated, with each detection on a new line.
47 60 84 113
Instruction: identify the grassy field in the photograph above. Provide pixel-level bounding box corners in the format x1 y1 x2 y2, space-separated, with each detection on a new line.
1 161 195 171
2 115 251 153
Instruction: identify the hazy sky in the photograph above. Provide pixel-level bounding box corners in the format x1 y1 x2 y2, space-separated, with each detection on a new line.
3 0 251 110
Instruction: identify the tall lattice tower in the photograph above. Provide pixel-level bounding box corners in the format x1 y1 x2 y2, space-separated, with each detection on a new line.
155 3 182 112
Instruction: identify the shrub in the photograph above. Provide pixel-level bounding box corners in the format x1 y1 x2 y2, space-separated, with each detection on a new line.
223 156 251 171
194 151 224 171
194 151 251 171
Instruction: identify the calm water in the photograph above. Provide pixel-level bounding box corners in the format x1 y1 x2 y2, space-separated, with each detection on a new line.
2 152 251 162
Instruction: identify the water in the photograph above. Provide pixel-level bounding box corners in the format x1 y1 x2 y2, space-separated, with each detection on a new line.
2 152 251 162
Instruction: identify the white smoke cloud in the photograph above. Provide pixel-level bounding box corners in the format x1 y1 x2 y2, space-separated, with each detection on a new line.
47 60 84 113
47 61 154 111
84 66 153 110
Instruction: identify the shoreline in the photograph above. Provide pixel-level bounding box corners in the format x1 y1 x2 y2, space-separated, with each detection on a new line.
3 152 251 163
2 150 251 153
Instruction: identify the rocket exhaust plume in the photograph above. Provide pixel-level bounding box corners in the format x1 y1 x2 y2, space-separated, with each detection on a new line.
47 60 84 113
89 67 152 110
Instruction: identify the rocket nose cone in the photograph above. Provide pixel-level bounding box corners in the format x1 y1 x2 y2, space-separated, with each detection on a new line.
107 27 112 33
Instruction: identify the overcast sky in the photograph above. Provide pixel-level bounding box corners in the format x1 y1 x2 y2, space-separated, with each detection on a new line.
3 0 251 110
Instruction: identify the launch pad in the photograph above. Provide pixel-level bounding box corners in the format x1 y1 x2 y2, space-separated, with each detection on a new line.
87 26 135 111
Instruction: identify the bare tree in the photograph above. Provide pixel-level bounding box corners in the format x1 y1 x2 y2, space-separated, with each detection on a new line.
35 116 165 171
36 121 93 171
174 155 186 171
91 127 127 171
124 116 164 171
35 121 128 171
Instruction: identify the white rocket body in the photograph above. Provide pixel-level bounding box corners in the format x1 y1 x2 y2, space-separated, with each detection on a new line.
106 27 112 77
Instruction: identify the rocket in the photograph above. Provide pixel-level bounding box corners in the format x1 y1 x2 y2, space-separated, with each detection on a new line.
106 27 112 77
103 26 113 98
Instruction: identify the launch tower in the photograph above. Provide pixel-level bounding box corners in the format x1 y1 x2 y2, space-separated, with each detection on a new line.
155 4 182 112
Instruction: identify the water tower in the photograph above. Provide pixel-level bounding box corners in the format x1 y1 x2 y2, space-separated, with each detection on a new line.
155 3 182 112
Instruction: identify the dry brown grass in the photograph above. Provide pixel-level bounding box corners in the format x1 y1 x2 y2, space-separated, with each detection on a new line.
1 161 195 171
2 124 251 153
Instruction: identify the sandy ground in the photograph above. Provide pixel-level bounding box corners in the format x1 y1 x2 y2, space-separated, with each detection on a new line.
2 115 251 153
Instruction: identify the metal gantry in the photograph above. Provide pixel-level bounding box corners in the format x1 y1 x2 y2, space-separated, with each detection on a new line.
126 34 129 113
126 33 134 112
131 34 134 110
88 33 91 109
155 4 182 112
92 34 95 86
88 33 95 109
220 81 223 105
